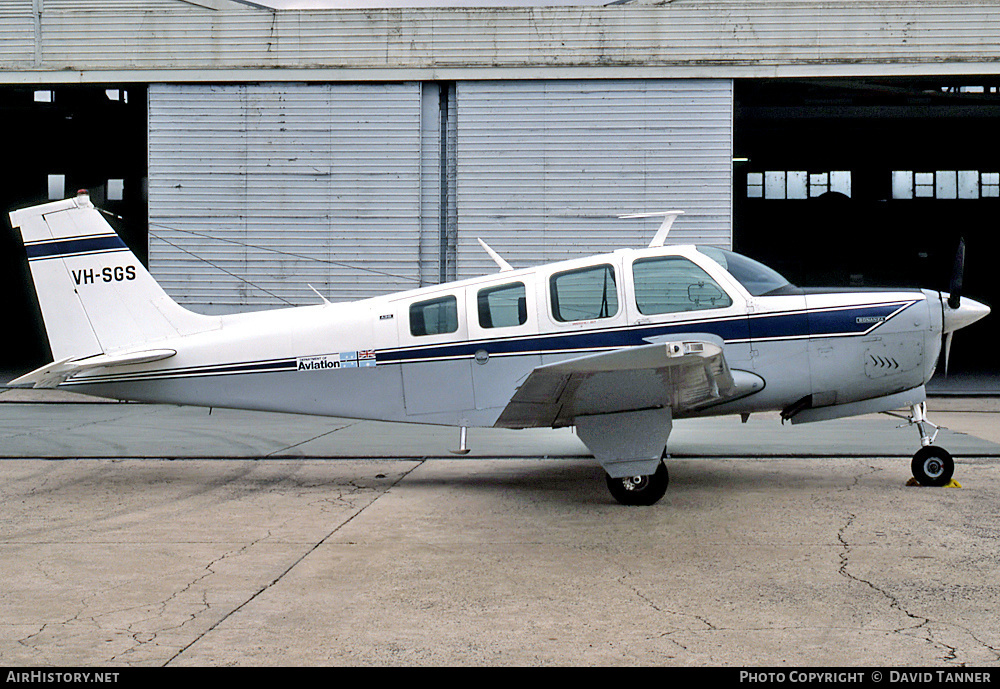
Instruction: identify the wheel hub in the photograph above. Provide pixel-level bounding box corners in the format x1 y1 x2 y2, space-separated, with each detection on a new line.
923 458 944 478
623 475 649 492
911 445 955 487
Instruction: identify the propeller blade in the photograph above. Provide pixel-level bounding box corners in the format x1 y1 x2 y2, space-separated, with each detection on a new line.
943 332 954 377
947 237 966 309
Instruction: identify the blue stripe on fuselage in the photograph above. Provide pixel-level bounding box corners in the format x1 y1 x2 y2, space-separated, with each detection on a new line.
379 300 917 364
62 299 920 385
747 302 911 342
805 302 909 338
380 313 751 365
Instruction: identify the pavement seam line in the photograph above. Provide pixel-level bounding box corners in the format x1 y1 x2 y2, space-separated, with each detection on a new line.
162 458 426 666
261 421 359 458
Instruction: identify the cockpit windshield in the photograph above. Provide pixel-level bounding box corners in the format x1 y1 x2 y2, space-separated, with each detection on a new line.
697 247 796 297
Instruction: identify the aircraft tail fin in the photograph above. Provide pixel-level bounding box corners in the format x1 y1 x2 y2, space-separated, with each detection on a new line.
8 191 216 364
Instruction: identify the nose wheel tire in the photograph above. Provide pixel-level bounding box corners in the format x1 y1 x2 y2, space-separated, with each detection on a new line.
606 461 669 506
911 446 954 487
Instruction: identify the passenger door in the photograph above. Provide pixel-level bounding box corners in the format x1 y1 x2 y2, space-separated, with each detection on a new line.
394 290 475 418
624 252 753 372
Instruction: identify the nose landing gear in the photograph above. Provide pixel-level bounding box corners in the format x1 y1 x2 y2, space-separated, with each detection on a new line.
911 445 955 487
904 402 956 487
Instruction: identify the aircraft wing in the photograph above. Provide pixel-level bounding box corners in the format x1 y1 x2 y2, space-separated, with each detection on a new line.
494 336 750 429
9 349 177 389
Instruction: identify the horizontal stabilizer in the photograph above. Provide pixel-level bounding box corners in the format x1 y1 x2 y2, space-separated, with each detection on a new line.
10 349 176 389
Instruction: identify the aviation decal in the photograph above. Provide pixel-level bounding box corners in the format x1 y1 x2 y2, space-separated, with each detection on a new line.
297 351 377 371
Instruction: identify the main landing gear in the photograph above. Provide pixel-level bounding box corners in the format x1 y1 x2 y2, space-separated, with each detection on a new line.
605 458 669 506
576 408 674 506
905 402 955 487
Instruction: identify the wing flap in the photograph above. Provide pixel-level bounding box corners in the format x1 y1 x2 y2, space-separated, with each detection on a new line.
495 339 738 429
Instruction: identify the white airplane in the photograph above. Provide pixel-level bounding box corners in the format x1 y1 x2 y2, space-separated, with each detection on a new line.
7 192 991 505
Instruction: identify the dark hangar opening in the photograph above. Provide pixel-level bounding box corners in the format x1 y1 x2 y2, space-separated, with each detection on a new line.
734 77 1000 390
0 84 148 372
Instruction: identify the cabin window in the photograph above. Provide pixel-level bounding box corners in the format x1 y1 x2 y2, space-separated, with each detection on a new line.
697 247 795 297
632 256 732 315
550 264 619 322
478 282 527 329
410 295 459 336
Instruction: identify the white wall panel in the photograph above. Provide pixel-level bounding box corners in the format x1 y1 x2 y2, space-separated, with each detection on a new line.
148 82 425 311
455 79 733 277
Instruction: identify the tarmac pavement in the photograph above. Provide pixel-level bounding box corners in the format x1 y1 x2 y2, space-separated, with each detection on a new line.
1 388 999 666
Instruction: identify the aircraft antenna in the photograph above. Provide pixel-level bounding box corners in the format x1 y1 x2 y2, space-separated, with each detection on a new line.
307 284 331 304
477 238 514 272
619 211 685 248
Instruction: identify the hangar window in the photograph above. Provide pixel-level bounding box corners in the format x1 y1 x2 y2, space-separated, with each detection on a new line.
410 295 459 337
632 257 733 315
47 174 65 201
984 173 1000 198
747 171 851 199
108 179 124 201
478 282 527 329
939 85 1000 94
809 172 829 196
550 264 619 322
892 171 999 199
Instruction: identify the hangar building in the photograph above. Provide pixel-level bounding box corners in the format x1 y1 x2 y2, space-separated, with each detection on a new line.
1 0 997 389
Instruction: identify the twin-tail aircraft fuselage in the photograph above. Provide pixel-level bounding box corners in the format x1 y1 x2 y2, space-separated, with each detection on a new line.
8 194 991 504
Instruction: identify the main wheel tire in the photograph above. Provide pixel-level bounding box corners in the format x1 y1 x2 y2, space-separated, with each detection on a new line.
606 461 669 506
911 446 954 487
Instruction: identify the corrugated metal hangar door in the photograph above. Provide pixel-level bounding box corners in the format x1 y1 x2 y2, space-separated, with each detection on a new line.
148 79 733 312
455 79 734 278
148 82 436 312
